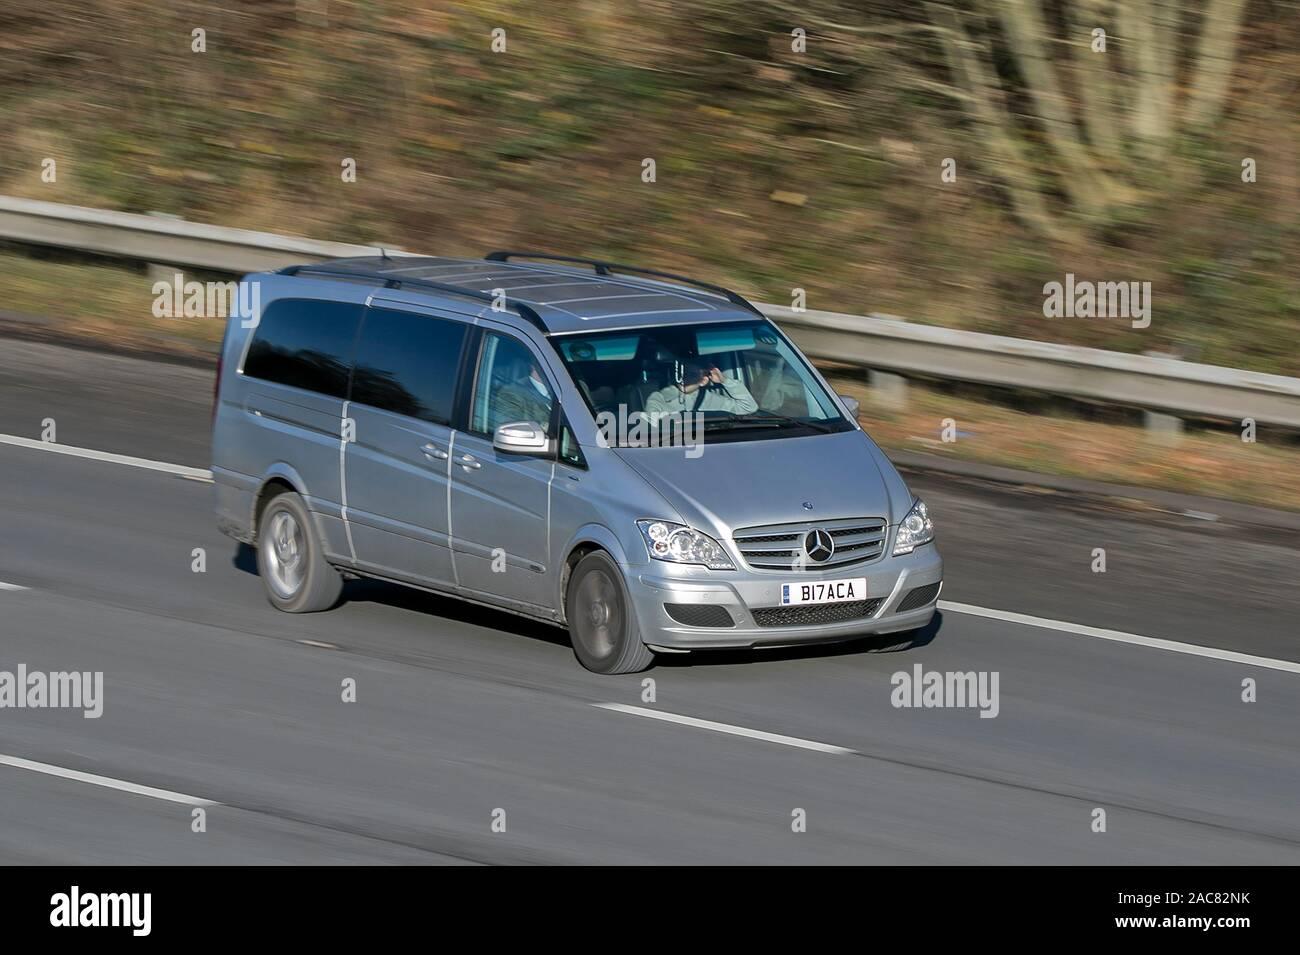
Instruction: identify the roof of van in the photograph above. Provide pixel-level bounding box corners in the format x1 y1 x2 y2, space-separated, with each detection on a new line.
277 254 763 335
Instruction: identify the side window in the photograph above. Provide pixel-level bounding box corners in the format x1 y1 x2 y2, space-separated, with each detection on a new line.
243 299 362 398
558 422 586 469
350 308 466 425
471 332 555 436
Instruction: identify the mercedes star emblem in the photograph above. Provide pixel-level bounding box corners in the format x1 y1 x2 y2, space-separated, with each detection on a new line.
803 528 835 563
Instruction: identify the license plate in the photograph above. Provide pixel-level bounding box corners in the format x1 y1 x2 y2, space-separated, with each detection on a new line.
780 578 867 606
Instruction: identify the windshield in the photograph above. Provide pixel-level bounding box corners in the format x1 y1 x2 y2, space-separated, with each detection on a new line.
549 319 852 446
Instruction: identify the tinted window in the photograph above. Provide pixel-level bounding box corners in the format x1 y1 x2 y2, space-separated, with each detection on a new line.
350 308 467 425
243 299 362 398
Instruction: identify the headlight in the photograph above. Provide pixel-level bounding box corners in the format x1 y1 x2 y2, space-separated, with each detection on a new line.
636 520 735 570
892 498 934 555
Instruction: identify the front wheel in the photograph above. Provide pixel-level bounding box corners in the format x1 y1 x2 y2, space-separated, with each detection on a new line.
256 490 343 613
566 551 654 674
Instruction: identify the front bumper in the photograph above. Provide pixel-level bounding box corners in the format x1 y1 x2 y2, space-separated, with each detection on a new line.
626 545 943 650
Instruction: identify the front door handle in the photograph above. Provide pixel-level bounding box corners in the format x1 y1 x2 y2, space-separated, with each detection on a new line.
458 453 482 470
421 443 449 460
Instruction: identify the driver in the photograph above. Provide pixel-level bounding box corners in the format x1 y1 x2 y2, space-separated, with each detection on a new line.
644 360 757 421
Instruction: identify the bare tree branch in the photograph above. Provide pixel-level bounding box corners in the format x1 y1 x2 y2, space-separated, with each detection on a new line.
926 1 1058 235
1184 0 1250 128
1071 0 1125 165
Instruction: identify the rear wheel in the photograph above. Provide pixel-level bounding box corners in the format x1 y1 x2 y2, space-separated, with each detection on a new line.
566 551 654 674
256 490 343 613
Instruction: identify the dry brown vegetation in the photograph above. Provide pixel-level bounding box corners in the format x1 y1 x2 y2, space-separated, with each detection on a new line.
1 0 1297 374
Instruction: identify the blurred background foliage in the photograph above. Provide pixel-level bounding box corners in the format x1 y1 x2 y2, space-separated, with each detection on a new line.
0 0 1296 373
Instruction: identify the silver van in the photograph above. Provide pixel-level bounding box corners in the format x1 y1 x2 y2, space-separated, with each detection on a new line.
212 253 942 673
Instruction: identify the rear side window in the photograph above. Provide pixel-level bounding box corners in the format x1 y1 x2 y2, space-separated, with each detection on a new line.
243 299 362 398
350 308 467 425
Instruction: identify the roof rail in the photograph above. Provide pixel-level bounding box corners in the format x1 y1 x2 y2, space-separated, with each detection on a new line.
483 251 764 317
279 264 548 333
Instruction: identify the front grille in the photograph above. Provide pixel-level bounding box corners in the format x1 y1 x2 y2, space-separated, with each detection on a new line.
664 603 735 628
751 598 882 628
895 582 941 612
733 517 888 571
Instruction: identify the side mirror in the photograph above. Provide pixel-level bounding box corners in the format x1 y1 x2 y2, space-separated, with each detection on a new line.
838 394 861 420
493 420 552 455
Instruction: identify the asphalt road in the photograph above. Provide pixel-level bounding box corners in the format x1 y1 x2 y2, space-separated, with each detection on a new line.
1 338 1297 864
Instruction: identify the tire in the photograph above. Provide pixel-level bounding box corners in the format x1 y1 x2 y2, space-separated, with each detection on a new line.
256 490 343 613
566 551 654 674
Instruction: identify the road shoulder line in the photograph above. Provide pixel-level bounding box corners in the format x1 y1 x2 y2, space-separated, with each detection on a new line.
939 600 1300 674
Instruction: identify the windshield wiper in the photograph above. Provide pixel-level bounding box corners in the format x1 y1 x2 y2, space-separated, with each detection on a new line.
706 412 836 435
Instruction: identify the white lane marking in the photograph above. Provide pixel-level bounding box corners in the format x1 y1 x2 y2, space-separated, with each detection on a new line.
296 639 339 650
0 753 216 806
0 434 211 481
939 600 1300 675
594 703 856 755
0 581 30 591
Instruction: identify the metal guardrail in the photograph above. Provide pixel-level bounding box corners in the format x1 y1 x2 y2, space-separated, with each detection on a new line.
0 196 411 273
768 305 1300 428
4 195 1300 428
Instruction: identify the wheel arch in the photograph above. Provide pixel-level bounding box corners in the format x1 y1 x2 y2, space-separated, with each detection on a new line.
558 523 632 625
250 463 312 543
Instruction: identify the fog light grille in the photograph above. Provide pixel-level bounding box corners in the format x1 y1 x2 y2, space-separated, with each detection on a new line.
895 583 941 612
664 603 735 628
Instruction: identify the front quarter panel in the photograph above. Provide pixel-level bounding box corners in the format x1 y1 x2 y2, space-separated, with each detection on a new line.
863 432 917 525
549 443 684 611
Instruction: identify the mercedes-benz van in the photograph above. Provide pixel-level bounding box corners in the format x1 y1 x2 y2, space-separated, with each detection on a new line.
212 252 942 673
